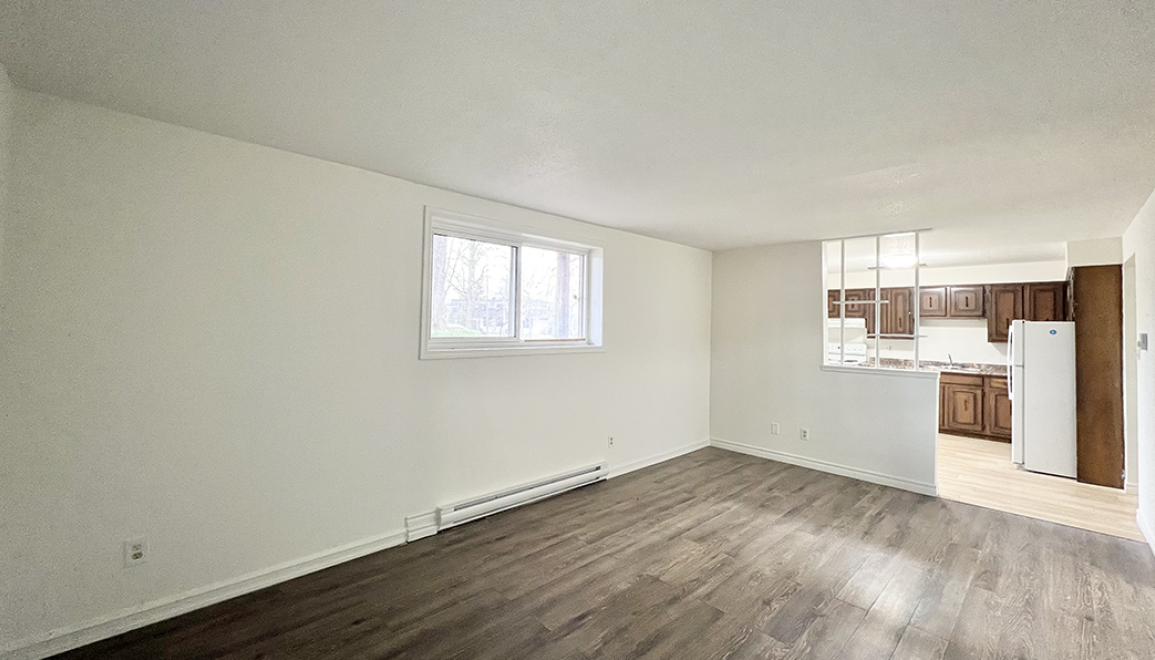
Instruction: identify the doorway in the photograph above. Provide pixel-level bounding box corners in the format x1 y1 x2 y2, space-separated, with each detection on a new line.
1123 256 1139 492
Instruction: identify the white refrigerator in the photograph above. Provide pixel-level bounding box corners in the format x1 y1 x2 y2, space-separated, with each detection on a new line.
1008 320 1077 478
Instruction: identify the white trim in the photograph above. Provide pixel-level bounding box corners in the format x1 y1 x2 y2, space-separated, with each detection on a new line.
3 529 407 660
1139 510 1155 560
609 439 710 479
405 512 439 542
418 344 606 360
709 437 938 496
819 365 940 379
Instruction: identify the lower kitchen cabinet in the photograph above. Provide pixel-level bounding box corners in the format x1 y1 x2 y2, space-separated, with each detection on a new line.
939 372 1011 441
985 377 1012 439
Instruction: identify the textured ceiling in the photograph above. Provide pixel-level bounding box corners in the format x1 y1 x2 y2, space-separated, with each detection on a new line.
2 1 1153 262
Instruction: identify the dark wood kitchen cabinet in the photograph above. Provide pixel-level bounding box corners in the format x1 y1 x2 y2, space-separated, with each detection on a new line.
830 280 1064 342
881 287 914 336
939 372 1012 441
948 285 985 317
986 281 1066 342
826 288 877 335
920 285 983 319
986 284 1024 343
940 374 985 435
842 288 876 335
985 376 1012 439
1025 282 1065 322
919 287 947 318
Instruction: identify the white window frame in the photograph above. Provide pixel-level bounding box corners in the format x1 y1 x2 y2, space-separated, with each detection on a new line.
821 230 938 378
420 207 604 359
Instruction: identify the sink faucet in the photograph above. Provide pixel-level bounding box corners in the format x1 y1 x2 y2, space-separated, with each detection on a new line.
948 353 955 368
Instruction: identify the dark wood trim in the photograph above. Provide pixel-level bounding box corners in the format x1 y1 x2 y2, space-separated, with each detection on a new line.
942 429 1011 444
1070 265 1124 489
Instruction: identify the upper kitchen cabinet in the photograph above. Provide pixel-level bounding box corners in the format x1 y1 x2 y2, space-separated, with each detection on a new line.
920 285 983 319
987 284 1024 342
947 286 985 317
881 287 914 336
919 287 947 318
828 288 876 335
1025 282 1065 322
986 281 1068 342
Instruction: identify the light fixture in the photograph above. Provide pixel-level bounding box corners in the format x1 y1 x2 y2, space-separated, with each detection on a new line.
879 232 918 269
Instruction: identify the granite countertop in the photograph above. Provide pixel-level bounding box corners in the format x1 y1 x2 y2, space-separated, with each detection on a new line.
919 360 1007 376
873 358 1008 376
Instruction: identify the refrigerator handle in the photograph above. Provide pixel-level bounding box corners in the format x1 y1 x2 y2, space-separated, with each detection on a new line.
1006 323 1014 401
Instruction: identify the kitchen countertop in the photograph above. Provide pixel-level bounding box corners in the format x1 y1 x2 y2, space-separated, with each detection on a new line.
874 358 1008 376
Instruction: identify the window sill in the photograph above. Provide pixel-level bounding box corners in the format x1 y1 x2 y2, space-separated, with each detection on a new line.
420 344 605 360
820 365 941 379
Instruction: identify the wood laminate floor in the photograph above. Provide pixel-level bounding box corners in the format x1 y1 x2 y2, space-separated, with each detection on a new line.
55 448 1155 660
937 433 1143 541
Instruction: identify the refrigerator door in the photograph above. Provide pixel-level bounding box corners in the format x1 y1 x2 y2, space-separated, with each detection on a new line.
1011 364 1024 465
1019 322 1077 478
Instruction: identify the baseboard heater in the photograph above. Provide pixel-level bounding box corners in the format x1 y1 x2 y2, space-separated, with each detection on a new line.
436 462 608 530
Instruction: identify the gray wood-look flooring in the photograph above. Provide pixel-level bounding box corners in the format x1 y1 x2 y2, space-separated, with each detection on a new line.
54 448 1155 660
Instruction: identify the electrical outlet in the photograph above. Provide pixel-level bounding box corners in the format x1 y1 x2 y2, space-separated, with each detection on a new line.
800 428 810 441
608 436 615 447
771 423 780 435
124 537 149 568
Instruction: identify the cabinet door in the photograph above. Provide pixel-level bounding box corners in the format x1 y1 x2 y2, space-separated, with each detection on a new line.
987 284 1023 342
985 377 1012 440
1025 282 1065 322
948 286 985 317
883 287 914 335
943 384 984 434
844 289 876 335
920 287 947 318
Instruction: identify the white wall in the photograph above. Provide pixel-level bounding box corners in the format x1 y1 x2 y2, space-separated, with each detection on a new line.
876 321 1008 365
712 242 939 495
0 62 11 271
1067 237 1123 267
0 90 713 655
835 260 1068 289
1123 189 1155 553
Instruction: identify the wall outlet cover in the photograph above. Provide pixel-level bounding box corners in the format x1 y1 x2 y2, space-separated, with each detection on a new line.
800 428 810 441
771 423 780 435
124 537 149 568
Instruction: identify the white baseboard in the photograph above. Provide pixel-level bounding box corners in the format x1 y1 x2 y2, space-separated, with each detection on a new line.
405 512 438 542
609 439 710 479
4 528 407 660
710 438 937 497
1139 509 1155 560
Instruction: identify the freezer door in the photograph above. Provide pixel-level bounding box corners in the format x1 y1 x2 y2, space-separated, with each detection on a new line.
1010 320 1025 367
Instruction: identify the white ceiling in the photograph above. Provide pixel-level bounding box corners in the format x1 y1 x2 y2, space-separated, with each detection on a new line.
2 1 1153 262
